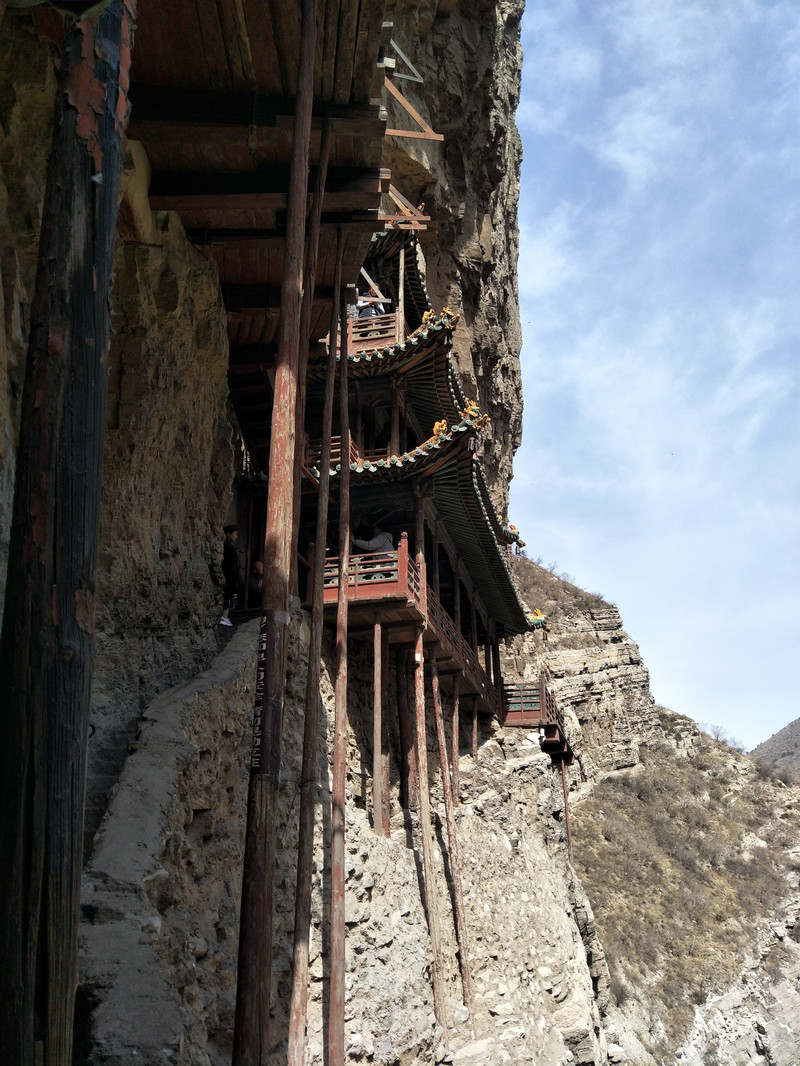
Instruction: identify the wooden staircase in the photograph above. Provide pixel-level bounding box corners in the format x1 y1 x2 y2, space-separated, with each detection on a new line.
503 675 573 764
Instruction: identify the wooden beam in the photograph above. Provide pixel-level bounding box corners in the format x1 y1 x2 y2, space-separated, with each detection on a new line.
128 84 385 139
150 165 389 197
222 283 334 310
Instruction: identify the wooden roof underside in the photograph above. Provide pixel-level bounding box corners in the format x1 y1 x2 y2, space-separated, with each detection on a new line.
128 0 392 469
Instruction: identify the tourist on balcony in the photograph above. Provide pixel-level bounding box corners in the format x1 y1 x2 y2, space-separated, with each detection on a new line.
351 524 394 556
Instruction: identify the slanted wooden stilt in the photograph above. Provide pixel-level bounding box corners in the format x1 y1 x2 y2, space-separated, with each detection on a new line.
452 676 460 805
329 291 351 1066
428 652 476 1031
414 628 448 1037
287 227 342 1066
234 2 316 1059
472 700 478 761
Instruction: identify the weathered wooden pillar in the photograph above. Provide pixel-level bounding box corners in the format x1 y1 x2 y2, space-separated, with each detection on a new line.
290 116 331 597
472 700 478 761
234 1 316 1060
560 760 574 860
0 6 135 1063
390 377 401 456
373 614 386 836
397 647 418 810
429 651 476 1029
329 289 351 1066
452 675 460 805
491 633 503 717
414 628 448 1037
287 227 342 1066
469 600 478 655
380 625 391 834
398 241 406 340
432 525 441 601
453 563 462 641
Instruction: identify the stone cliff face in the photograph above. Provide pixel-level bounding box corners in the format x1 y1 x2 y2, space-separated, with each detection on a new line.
383 0 526 510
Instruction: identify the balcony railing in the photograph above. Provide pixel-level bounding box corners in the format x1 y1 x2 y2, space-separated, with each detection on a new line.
307 533 421 606
347 311 402 352
306 532 501 715
503 676 572 759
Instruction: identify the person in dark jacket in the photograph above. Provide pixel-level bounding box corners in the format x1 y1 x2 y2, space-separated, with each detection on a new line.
220 524 241 626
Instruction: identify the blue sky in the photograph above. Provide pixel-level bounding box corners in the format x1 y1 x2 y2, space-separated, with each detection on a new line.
509 0 800 750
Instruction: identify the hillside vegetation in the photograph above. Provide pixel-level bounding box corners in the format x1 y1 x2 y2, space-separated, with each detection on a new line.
571 711 800 1061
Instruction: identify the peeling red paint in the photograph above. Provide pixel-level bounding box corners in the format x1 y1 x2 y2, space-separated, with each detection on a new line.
75 588 96 634
48 326 65 356
66 21 105 172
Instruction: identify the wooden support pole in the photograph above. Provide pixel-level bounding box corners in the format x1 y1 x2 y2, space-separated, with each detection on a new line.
452 675 460 806
291 113 331 597
287 227 342 1066
470 600 478 655
398 242 406 340
428 651 476 1029
380 624 391 834
373 614 385 836
472 701 478 762
234 2 316 1061
491 636 503 716
432 525 441 600
390 378 401 457
0 6 135 1063
414 628 448 1038
560 760 574 861
397 648 417 811
329 289 351 1066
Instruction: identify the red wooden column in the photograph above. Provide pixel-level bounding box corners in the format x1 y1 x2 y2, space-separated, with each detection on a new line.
491 630 503 717
290 117 331 597
429 650 476 1029
380 625 391 834
372 614 390 837
234 1 316 1060
397 647 418 810
287 227 342 1066
0 6 135 1063
329 289 351 1066
414 628 448 1037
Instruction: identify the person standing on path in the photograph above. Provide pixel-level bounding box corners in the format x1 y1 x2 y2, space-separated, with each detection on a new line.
220 524 241 626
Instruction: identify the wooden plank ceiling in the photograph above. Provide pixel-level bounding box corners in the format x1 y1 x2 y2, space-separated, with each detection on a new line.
129 0 391 470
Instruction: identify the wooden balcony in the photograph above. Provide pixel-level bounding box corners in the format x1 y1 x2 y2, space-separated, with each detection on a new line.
503 676 573 763
306 532 501 716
